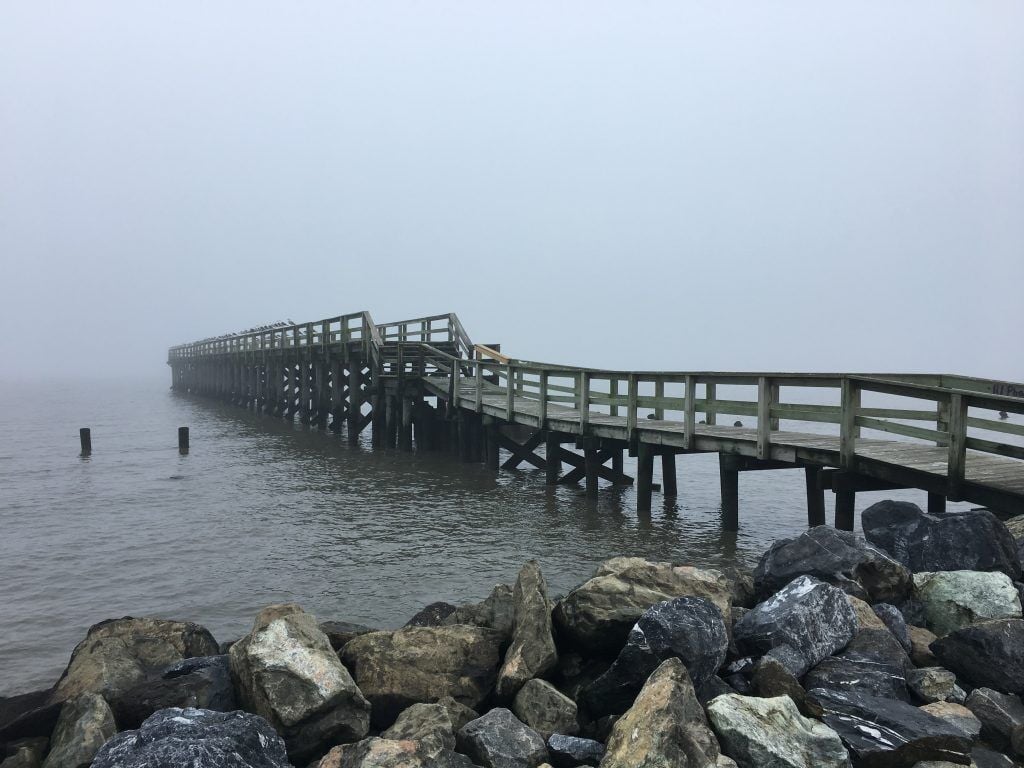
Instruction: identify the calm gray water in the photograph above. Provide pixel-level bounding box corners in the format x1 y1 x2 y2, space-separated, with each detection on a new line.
0 376 962 696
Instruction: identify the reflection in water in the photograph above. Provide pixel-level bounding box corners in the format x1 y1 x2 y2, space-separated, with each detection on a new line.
0 377 945 694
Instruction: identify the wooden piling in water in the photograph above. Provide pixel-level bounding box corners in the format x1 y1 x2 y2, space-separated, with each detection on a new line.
719 454 739 531
805 466 826 526
79 428 91 456
178 426 189 455
661 452 678 498
637 443 655 513
835 490 855 531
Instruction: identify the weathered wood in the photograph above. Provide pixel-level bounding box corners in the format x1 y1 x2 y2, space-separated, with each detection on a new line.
178 426 189 455
835 490 855 531
719 454 738 531
584 442 600 497
499 430 546 471
80 427 91 456
661 452 677 497
637 442 655 513
927 492 946 514
840 378 860 468
805 466 825 526
486 424 500 470
545 431 561 484
947 392 967 499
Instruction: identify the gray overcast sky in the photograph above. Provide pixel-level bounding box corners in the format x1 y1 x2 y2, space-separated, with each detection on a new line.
1 2 1021 380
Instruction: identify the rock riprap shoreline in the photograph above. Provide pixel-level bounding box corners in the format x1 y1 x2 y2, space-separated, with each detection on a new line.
3 501 1024 768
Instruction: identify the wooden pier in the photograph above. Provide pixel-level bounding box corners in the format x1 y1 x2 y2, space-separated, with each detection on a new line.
168 311 1024 529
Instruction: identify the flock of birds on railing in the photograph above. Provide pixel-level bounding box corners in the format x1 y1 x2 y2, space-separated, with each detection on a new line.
191 321 298 345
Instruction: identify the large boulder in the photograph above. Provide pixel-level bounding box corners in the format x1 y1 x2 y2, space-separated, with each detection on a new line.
553 558 732 656
228 604 370 761
53 617 219 703
496 561 558 700
733 576 858 677
318 621 374 652
381 702 457 756
581 596 728 717
862 502 1021 579
340 624 502 726
319 737 475 768
804 629 911 701
546 735 603 767
873 603 913 652
754 526 910 603
807 687 972 766
456 708 548 768
918 702 982 741
930 619 1024 695
706 694 849 768
0 689 61 748
600 658 721 768
443 584 515 646
41 693 116 768
110 655 236 729
91 707 289 768
964 688 1024 752
913 571 1022 637
512 680 578 738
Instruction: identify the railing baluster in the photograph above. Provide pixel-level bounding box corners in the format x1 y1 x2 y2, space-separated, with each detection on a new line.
840 377 860 469
579 371 590 434
506 363 515 419
947 393 967 499
685 374 696 449
539 371 548 428
757 376 771 459
627 374 638 437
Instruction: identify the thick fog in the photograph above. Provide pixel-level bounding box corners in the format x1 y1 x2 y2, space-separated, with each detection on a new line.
1 2 1021 381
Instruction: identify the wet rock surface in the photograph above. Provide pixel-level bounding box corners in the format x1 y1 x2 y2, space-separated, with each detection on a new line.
41 693 116 768
930 619 1024 695
456 708 549 768
545 734 603 767
511 680 578 738
110 655 236 729
496 561 558 701
912 571 1021 637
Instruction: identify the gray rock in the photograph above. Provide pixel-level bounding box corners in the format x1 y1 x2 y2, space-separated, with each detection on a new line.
753 527 866 598
456 708 549 768
862 502 1021 580
918 702 981 741
319 737 476 768
751 654 807 713
913 571 1022 637
908 624 939 667
553 558 733 657
1 744 42 768
91 707 289 768
581 596 728 717
856 545 915 605
971 747 1018 768
908 668 958 704
873 603 913 652
318 621 374 651
110 655 236 729
40 693 116 768
53 617 219 703
512 680 578 738
733 576 858 678
405 602 458 627
807 687 972 766
382 702 457 756
964 688 1024 751
601 658 721 768
443 584 515 646
706 694 850 768
341 624 502 727
0 689 61 748
546 734 603 767
228 604 370 762
804 628 911 702
930 619 1024 695
496 561 558 700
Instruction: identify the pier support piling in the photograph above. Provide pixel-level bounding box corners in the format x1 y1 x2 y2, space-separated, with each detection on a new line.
719 454 739 531
178 426 189 455
927 492 946 515
805 466 826 526
79 427 91 456
637 443 655 513
835 490 855 531
661 452 678 498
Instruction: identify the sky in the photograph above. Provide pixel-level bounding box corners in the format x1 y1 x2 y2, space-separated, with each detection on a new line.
1 2 1022 381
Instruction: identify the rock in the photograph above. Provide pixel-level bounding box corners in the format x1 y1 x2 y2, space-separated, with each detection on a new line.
1 744 43 768
405 602 458 627
228 604 370 761
964 688 1024 751
971 747 1017 768
807 687 972 766
319 737 475 768
551 654 609 703
751 654 807 713
456 708 548 768
873 603 913 652
753 527 866 598
600 658 721 768
39 693 116 768
908 668 958 704
862 502 1021 580
913 571 1022 637
341 624 502 726
918 702 981 741
698 676 738 706
856 545 915 605
580 596 728 717
53 617 219 703
546 735 603 768
908 625 939 667
109 655 236 729
553 558 732 656
318 621 374 651
437 696 480 733
444 584 516 645
1012 724 1024 758
512 680 578 738
91 707 289 768
733 576 858 678
706 694 849 768
496 561 558 700
381 702 457 756
0 689 61 747
930 619 1024 694
804 629 911 702
849 596 888 631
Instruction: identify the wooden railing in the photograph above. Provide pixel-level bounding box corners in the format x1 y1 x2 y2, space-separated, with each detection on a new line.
385 342 1024 499
376 313 474 361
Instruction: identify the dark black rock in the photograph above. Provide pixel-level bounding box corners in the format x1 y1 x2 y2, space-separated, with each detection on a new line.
733 576 858 678
971 746 1016 768
753 527 864 597
855 545 915 604
751 654 807 712
552 654 610 703
456 708 549 768
0 687 60 748
110 655 237 729
964 687 1024 750
862 501 1021 579
931 619 1024 695
872 603 912 653
805 629 911 701
696 676 736 706
318 620 374 651
807 687 973 767
91 707 290 768
722 673 752 695
580 597 728 717
547 734 604 767
405 602 458 627
579 714 617 745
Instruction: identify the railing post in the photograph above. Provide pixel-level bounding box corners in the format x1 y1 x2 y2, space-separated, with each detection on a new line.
539 371 548 428
684 374 696 449
506 363 515 419
475 360 483 413
705 383 717 425
627 374 638 437
579 371 590 434
840 377 860 469
757 376 772 459
609 378 619 418
947 393 967 499
654 379 664 420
